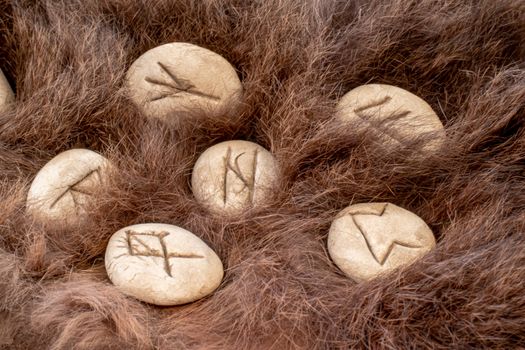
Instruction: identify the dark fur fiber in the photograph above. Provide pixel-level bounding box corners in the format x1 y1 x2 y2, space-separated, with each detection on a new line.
0 0 524 349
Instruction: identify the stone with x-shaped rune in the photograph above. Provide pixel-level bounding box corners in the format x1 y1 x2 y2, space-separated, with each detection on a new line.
105 223 224 306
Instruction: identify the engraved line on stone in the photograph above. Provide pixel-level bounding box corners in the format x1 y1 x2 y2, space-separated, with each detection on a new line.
249 148 258 204
146 61 220 102
222 147 258 204
353 95 411 145
158 231 172 277
50 168 101 209
346 203 388 217
149 93 172 102
124 230 205 277
348 204 422 265
112 253 127 260
222 147 231 204
350 216 380 263
126 230 134 255
376 239 422 265
131 234 162 255
157 61 220 100
353 96 392 113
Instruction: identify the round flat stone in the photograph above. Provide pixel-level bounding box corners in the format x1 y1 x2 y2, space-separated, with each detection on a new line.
191 140 279 215
105 223 224 306
125 42 242 123
26 149 111 228
336 84 445 153
328 202 436 281
0 68 14 112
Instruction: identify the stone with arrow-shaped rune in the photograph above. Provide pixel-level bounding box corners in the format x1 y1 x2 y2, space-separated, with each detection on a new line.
26 149 112 228
328 202 436 281
125 42 243 124
336 84 445 154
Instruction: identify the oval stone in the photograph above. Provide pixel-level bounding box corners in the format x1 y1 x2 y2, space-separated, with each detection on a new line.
105 223 224 306
26 149 111 228
336 84 445 153
191 140 279 215
0 68 14 112
125 42 242 123
328 202 436 281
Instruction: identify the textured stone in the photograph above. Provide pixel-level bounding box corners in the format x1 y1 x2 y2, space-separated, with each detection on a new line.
126 42 242 123
336 84 445 153
26 149 111 227
105 223 224 306
328 202 436 281
0 68 14 112
191 140 279 215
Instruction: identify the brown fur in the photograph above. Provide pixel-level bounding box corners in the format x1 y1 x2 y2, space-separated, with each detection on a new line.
0 0 525 348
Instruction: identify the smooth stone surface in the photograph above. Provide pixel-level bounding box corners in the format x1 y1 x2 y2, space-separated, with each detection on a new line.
126 42 242 123
328 202 435 282
336 84 445 153
191 140 279 215
26 149 111 227
105 223 224 306
0 68 14 112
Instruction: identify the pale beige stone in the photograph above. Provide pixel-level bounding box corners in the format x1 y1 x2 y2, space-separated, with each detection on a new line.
0 68 14 112
26 149 111 227
125 42 242 123
328 202 435 282
191 140 279 215
105 223 224 306
336 84 445 153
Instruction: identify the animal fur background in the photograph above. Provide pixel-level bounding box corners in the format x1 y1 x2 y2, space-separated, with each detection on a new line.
0 0 524 349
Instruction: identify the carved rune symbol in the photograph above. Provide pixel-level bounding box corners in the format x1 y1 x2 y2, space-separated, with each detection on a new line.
125 230 204 277
222 147 258 204
145 62 220 102
353 95 411 143
50 168 101 209
347 204 422 266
